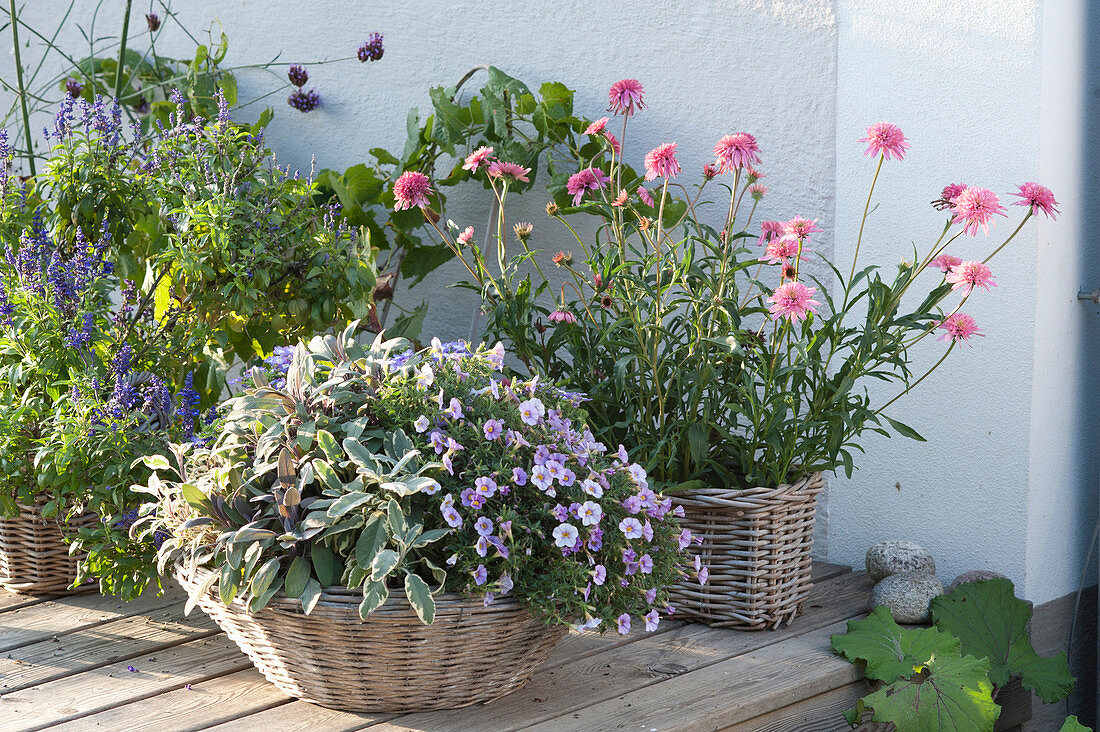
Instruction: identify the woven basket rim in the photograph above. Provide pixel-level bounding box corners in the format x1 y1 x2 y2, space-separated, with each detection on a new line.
176 562 529 619
673 471 824 501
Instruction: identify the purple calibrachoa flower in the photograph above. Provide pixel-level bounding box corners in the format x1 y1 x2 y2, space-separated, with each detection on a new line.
551 504 570 522
442 505 462 528
577 500 603 526
512 467 528 485
644 587 657 605
593 565 607 585
474 476 497 497
473 564 488 585
414 415 430 433
483 419 503 440
678 529 693 549
518 399 542 426
617 613 631 635
552 523 579 548
429 431 446 454
530 465 553 492
644 610 660 632
444 398 464 420
619 517 644 540
638 554 653 574
581 478 603 498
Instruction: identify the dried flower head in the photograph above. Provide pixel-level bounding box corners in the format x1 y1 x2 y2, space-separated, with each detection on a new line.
287 88 320 112
65 78 83 99
358 32 385 62
600 295 614 309
145 13 160 31
514 222 533 244
287 65 309 87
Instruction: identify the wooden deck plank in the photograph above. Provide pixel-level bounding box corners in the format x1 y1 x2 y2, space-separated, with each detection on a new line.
0 591 182 654
0 591 60 614
520 620 862 732
44 669 293 732
203 696 392 732
722 680 871 731
0 636 252 731
365 571 873 732
0 602 219 694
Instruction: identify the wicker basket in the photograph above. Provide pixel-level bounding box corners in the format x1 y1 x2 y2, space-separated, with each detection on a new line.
0 495 98 594
175 565 567 712
669 471 824 630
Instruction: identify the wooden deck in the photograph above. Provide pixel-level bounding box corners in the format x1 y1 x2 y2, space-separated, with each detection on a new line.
0 564 1028 731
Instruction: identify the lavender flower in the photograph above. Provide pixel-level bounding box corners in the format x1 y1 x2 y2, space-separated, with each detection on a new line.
358 32 384 62
178 373 201 437
287 89 320 113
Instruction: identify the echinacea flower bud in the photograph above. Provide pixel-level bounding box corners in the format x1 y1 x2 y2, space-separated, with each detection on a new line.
545 202 560 217
637 216 651 231
748 182 767 200
287 65 309 87
513 222 533 244
702 164 718 180
145 13 160 31
358 32 385 62
287 88 320 112
551 251 572 267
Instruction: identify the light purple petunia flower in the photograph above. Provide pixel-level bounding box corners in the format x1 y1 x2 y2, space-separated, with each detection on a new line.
553 523 580 548
473 564 488 585
639 554 653 574
593 564 607 585
483 419 503 440
619 517 644 540
475 516 494 536
617 613 631 635
414 415 430 433
444 397 464 420
512 467 528 486
644 610 660 632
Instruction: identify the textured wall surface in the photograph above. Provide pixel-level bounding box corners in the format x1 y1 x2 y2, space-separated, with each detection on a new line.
2 0 1095 604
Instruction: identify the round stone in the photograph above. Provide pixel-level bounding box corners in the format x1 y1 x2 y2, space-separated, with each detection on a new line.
865 541 936 583
870 572 944 624
947 570 1009 593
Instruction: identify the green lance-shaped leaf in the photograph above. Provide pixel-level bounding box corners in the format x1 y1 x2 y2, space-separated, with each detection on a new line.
931 578 1075 703
370 549 400 582
355 514 389 569
831 605 962 682
857 653 1000 732
386 498 407 537
404 572 435 625
299 577 322 615
311 545 337 588
327 491 371 518
249 557 281 597
359 579 389 619
284 556 311 598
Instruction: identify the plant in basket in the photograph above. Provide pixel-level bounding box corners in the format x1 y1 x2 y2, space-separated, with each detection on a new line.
399 80 1058 628
133 324 698 711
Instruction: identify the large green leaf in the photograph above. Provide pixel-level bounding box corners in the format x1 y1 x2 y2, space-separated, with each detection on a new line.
931 579 1075 703
370 549 400 582
355 514 389 569
284 556 311 598
831 605 962 682
404 572 435 624
359 580 389 619
856 653 1000 732
1060 716 1092 732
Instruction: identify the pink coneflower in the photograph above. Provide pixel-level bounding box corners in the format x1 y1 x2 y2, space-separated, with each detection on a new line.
936 312 983 344
608 79 646 117
783 216 822 241
486 160 531 183
637 186 655 207
748 183 767 201
566 167 611 206
945 260 996 294
702 164 718 180
758 235 806 265
1011 182 1060 220
548 309 577 325
456 226 475 247
951 187 1007 236
767 281 821 322
759 220 785 245
463 146 494 172
603 132 621 155
713 132 761 173
929 254 962 273
611 189 629 207
643 142 680 181
584 117 609 135
859 122 910 161
393 171 433 210
746 166 764 182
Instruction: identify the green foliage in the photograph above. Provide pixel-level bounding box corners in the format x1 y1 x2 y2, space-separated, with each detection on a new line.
138 325 688 628
831 580 1078 731
931 578 1075 703
1061 716 1093 732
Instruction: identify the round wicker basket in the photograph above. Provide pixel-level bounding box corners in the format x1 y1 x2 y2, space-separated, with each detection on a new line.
175 565 567 712
0 494 98 594
669 471 824 630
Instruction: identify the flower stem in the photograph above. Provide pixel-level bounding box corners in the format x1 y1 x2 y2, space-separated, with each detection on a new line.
847 154 884 292
874 344 954 417
114 0 134 102
9 0 36 176
982 213 1031 265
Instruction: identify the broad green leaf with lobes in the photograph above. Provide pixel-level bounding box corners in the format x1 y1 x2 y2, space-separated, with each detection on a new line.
860 653 1000 732
831 605 962 682
931 578 1074 703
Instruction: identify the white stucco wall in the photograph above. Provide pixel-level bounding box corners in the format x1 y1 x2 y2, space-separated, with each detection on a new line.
3 0 1094 604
